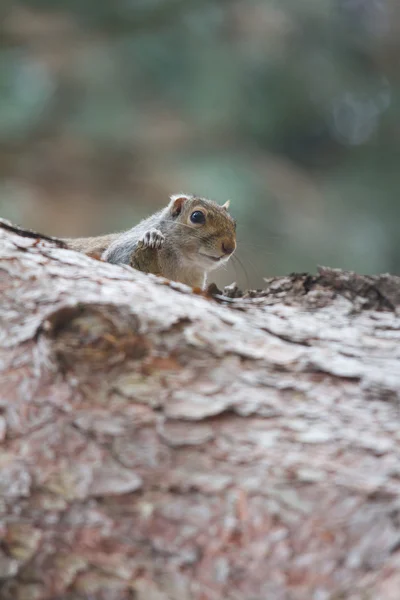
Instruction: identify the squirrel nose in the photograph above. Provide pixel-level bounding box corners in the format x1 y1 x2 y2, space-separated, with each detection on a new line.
222 241 235 255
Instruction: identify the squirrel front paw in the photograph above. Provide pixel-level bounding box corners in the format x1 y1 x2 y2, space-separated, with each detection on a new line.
138 228 165 249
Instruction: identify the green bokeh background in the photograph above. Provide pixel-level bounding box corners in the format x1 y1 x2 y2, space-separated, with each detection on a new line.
1 0 399 288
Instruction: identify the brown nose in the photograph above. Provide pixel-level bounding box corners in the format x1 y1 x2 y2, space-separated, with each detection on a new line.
222 241 235 255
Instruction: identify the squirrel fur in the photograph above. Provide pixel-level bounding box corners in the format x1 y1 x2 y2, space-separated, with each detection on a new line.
65 194 236 289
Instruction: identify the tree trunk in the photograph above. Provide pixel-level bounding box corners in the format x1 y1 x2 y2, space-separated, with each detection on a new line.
1 220 400 600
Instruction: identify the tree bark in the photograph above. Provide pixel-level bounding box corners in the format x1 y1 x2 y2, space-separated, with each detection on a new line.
1 221 400 600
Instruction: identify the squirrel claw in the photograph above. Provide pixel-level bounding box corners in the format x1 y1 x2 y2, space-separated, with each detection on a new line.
139 228 165 249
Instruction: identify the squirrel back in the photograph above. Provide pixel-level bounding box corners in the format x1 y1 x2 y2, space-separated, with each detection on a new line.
65 233 119 258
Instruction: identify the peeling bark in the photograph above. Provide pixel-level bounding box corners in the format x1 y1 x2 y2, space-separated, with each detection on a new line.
1 222 400 600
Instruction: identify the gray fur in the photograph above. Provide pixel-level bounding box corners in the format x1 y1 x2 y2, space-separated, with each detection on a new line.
102 208 168 264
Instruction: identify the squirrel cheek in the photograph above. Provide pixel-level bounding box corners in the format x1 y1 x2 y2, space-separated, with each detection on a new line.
184 238 200 254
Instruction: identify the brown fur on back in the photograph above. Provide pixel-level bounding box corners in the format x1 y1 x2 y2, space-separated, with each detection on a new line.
64 233 120 258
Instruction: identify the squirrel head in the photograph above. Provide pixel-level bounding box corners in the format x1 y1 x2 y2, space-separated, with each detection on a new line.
167 193 236 271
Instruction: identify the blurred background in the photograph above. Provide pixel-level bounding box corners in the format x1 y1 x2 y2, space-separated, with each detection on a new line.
1 0 400 288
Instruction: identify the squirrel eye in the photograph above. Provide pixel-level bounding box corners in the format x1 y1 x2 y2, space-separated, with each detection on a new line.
190 211 206 224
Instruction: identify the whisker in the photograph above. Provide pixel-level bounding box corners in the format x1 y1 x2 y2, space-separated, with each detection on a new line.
238 241 281 249
238 249 267 285
161 220 206 239
231 253 250 290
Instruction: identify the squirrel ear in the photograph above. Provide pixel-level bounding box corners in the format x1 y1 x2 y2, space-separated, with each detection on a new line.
222 200 230 211
169 194 190 217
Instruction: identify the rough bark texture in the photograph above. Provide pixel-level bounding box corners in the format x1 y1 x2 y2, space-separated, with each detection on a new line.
1 222 400 600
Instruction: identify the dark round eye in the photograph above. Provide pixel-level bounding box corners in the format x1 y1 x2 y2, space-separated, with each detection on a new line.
190 211 206 224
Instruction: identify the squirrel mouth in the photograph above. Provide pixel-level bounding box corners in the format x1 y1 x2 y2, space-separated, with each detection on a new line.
199 253 223 262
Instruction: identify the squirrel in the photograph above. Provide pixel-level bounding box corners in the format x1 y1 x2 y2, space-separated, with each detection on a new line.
65 193 236 289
